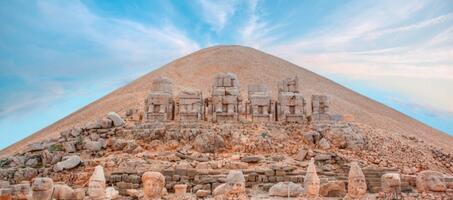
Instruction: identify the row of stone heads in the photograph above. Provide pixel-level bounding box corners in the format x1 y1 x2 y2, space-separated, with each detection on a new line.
0 159 368 200
144 73 332 122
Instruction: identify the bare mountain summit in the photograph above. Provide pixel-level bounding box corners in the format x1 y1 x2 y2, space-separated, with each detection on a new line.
2 45 451 156
0 45 452 199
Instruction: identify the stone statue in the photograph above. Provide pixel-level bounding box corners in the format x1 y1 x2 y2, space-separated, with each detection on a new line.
299 158 322 200
343 162 370 200
168 184 195 200
31 177 54 200
142 171 165 200
88 165 106 200
213 170 248 200
416 170 447 193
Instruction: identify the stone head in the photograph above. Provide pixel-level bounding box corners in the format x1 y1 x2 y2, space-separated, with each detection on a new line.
31 177 53 200
31 178 53 192
226 170 246 194
347 162 367 198
142 171 165 199
304 158 320 197
88 165 106 199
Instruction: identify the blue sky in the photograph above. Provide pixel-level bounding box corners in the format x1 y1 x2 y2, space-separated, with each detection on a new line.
1 0 452 149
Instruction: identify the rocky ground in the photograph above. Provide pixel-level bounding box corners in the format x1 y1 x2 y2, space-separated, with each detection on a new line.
1 111 452 199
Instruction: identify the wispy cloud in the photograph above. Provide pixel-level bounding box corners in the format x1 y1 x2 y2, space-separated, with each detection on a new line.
197 0 238 32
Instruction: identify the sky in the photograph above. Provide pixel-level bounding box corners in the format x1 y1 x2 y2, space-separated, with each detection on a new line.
0 0 452 149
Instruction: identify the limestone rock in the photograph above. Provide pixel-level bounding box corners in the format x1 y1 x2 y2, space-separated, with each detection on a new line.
240 155 263 163
105 187 119 200
54 155 81 172
319 181 346 197
53 184 83 200
106 112 125 127
269 182 303 197
193 131 225 153
416 170 446 192
295 149 308 161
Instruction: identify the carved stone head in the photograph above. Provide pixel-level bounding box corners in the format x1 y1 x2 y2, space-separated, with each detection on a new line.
31 177 54 200
304 158 320 198
88 165 106 199
226 170 246 195
142 171 165 200
347 162 367 198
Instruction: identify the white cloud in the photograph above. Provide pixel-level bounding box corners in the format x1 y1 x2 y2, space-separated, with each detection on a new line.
197 0 238 32
250 0 453 120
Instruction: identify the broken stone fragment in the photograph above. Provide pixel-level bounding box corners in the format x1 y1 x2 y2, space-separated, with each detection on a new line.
269 182 303 197
106 112 125 127
53 155 81 172
240 155 263 163
319 181 346 197
416 170 447 193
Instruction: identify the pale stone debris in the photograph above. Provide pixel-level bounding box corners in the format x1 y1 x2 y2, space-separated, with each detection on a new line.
246 84 273 122
277 76 305 122
176 89 203 121
144 77 175 121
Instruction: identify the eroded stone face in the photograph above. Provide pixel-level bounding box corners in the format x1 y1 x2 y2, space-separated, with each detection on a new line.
214 170 248 200
88 165 106 200
303 158 320 198
142 171 165 200
416 170 447 193
31 177 53 200
344 162 368 200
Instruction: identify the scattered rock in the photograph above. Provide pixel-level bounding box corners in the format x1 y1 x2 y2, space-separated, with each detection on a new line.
54 155 81 172
106 112 125 127
240 155 263 163
269 182 303 197
319 181 346 197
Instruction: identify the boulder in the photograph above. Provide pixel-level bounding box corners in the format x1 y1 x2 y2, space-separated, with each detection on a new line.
193 131 225 153
303 131 320 145
319 181 346 197
98 118 113 129
295 149 307 161
269 182 303 197
84 140 103 152
324 123 365 150
416 170 447 192
53 155 81 172
106 112 125 127
240 155 263 163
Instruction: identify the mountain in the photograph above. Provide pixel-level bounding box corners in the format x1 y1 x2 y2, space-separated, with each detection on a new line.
1 45 452 157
